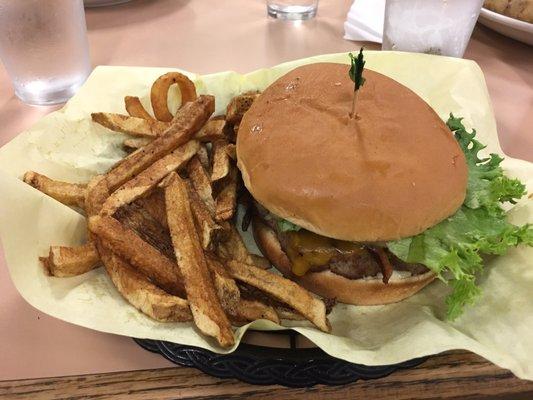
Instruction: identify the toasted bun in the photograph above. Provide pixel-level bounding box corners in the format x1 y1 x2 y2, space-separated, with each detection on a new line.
253 218 436 305
237 63 468 242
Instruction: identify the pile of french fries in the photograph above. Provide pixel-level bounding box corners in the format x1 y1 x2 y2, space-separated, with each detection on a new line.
23 72 330 347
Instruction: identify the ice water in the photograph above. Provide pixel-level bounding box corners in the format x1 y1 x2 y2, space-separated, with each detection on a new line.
0 0 90 105
267 0 319 20
382 0 484 58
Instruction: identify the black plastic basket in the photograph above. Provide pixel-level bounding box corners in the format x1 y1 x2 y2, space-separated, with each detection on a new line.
134 331 426 387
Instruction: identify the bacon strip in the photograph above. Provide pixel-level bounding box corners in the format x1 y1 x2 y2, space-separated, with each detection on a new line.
374 247 393 284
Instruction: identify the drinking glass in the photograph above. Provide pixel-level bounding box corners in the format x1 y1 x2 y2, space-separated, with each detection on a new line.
0 0 91 105
267 0 319 20
382 0 484 58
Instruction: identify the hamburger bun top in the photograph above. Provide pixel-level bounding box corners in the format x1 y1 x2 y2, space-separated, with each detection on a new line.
237 63 468 242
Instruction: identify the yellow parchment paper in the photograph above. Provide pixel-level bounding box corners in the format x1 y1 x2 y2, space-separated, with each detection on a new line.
1 52 532 379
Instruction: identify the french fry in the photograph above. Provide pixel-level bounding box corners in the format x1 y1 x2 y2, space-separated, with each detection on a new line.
215 167 237 222
151 72 198 122
226 92 260 124
134 190 168 229
187 155 215 214
89 215 186 297
123 137 151 152
164 173 234 347
41 243 100 277
86 96 214 216
196 144 210 171
230 124 239 143
207 257 240 315
128 178 222 252
238 282 303 321
225 260 330 333
216 225 256 265
124 96 154 121
231 299 280 325
186 180 224 250
122 119 226 153
210 140 231 183
226 143 236 161
249 254 271 270
91 113 169 137
97 242 191 322
195 119 226 142
105 96 213 191
100 140 200 215
114 201 173 258
23 171 86 209
116 202 242 318
85 174 111 217
275 307 305 321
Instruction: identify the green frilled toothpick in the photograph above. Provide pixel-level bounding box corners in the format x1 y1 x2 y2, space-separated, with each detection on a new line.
348 48 366 118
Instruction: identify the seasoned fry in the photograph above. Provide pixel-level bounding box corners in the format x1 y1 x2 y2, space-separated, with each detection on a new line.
196 144 210 171
186 180 224 250
100 140 200 215
211 140 231 183
85 96 214 217
151 72 198 122
275 307 305 321
105 96 213 191
187 155 215 214
85 174 110 217
123 137 152 152
226 92 260 124
23 171 87 209
232 299 280 325
116 202 241 317
135 190 168 229
89 215 186 297
230 124 239 143
207 257 240 315
41 242 100 277
124 96 154 121
97 243 191 322
91 112 169 137
122 119 226 152
215 167 237 222
164 173 234 347
216 225 256 265
195 119 226 142
249 254 271 270
225 260 330 332
114 201 173 259
226 143 236 161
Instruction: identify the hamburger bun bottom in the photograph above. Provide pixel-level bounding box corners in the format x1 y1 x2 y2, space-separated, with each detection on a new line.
253 217 436 305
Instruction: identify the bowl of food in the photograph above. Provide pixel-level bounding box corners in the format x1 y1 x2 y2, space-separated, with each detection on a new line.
479 0 533 45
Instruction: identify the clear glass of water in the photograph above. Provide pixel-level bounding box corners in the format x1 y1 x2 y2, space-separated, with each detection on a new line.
382 0 484 58
0 0 91 105
267 0 319 20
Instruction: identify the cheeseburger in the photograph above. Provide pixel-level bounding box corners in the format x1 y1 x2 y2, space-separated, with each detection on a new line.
236 61 532 318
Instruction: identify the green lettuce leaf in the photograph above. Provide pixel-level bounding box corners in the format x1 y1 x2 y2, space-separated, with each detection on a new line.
277 218 302 232
388 115 532 319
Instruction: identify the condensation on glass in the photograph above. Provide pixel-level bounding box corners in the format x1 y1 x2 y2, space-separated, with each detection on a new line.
382 0 484 58
0 0 91 105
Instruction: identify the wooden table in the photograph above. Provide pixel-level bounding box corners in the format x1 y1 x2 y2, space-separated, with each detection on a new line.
1 1 532 398
2 351 533 399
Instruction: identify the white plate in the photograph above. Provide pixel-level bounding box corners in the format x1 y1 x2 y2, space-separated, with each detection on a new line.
478 7 533 45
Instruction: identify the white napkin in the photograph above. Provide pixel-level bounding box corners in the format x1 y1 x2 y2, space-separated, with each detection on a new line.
344 0 385 43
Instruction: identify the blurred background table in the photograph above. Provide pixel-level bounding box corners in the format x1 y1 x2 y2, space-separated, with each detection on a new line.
0 0 532 398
